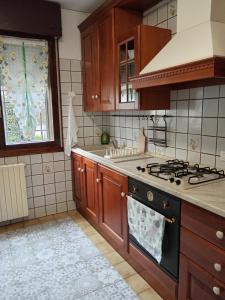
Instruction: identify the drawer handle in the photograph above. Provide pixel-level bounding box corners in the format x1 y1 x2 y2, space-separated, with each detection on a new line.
214 263 222 272
213 286 221 296
121 192 126 198
216 231 224 240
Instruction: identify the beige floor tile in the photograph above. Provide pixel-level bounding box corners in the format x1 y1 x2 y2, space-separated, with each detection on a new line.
0 225 8 233
77 221 92 231
38 215 55 224
81 225 98 236
125 274 150 295
95 240 115 255
67 210 77 217
89 233 106 244
53 212 69 220
7 222 24 231
104 251 124 266
23 219 39 227
138 287 162 300
114 261 136 279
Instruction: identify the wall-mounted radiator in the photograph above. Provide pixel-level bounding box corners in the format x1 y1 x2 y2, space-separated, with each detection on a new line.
0 164 28 222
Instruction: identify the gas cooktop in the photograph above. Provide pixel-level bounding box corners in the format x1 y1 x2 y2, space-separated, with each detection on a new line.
136 159 225 189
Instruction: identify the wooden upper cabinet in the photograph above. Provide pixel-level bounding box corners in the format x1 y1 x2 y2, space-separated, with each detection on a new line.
81 24 99 112
98 11 115 111
80 8 142 112
116 25 171 110
97 164 128 250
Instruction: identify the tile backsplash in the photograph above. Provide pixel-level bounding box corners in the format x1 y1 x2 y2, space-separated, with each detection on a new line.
104 0 225 170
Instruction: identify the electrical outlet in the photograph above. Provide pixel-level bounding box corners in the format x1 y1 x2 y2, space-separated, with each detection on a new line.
220 151 225 161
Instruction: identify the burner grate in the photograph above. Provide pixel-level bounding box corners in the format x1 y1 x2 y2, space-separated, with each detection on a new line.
145 160 225 185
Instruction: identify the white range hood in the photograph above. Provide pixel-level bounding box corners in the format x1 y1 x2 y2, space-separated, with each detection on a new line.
131 0 225 89
141 0 225 74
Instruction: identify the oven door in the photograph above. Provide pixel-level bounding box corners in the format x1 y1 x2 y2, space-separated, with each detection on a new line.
128 195 179 280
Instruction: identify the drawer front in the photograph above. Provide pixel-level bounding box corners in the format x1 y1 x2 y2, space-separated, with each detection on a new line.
182 202 225 251
181 227 225 283
179 254 225 300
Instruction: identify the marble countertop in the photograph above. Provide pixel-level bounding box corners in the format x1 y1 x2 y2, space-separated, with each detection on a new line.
72 147 225 218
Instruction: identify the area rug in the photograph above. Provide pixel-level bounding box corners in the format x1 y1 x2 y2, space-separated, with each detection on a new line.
0 218 138 300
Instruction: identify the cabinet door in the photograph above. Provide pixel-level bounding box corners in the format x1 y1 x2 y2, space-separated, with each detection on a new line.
179 254 225 300
98 164 128 249
72 153 84 212
82 158 98 224
98 12 115 111
81 25 99 112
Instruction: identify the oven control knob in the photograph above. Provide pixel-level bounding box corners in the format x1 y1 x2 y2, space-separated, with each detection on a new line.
141 168 145 173
132 185 138 193
147 191 154 202
175 179 181 186
169 177 175 183
136 166 141 171
162 200 170 209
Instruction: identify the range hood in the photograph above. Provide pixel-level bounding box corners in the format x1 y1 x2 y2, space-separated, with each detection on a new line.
131 0 225 89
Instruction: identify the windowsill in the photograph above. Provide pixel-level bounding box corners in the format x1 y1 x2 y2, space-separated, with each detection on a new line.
0 144 64 158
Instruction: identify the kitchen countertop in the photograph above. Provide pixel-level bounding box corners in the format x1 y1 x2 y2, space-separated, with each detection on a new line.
72 147 225 218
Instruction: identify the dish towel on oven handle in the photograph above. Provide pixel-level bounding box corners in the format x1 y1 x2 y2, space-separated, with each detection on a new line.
65 92 79 156
127 195 166 263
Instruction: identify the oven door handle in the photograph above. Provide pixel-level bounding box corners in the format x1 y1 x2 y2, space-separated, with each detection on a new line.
128 193 176 224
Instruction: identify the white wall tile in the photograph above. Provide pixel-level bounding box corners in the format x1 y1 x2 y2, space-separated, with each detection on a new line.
201 136 216 155
203 99 218 117
204 85 220 98
202 118 217 136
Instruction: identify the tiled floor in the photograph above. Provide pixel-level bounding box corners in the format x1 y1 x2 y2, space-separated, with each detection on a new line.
0 211 162 300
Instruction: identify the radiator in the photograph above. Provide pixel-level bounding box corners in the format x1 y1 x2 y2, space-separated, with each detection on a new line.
0 164 28 222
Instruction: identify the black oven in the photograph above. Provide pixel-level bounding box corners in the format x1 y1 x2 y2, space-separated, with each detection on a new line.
128 177 181 280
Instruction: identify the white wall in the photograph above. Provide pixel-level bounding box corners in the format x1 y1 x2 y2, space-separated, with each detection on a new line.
58 9 89 60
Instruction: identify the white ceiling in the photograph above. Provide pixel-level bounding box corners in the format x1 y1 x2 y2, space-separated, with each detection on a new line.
50 0 105 13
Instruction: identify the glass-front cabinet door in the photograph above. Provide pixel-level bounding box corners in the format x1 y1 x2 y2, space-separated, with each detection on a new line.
118 37 138 109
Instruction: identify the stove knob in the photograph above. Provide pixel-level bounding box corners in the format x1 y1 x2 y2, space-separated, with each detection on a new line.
169 177 175 183
136 166 141 171
132 185 138 193
162 200 170 209
141 168 146 173
175 179 181 186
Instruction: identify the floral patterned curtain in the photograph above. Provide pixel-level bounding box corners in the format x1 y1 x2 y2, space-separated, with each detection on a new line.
0 38 49 141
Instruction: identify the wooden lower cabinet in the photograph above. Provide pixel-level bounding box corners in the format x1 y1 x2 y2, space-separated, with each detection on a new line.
82 157 98 223
179 254 225 300
72 154 128 251
179 202 225 300
72 153 84 212
97 164 128 250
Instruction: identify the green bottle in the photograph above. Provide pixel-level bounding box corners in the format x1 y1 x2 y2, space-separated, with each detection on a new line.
101 131 110 145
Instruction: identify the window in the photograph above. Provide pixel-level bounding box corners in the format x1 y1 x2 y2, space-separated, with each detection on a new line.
0 35 62 156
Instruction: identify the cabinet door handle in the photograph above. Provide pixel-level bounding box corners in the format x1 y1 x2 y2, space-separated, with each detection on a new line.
121 192 126 198
77 167 81 172
95 94 98 100
92 95 95 100
96 178 101 183
216 231 224 240
80 169 85 173
214 263 222 272
213 286 221 296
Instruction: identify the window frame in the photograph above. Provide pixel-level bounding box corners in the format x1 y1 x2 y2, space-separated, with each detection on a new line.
0 34 63 157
